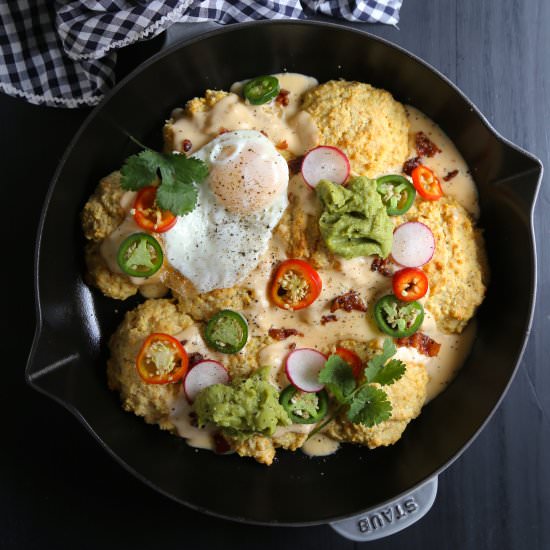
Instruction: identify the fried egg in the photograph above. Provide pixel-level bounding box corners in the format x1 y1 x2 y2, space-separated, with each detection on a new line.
164 130 289 293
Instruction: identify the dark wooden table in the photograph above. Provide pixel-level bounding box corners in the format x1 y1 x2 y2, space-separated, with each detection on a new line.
5 0 549 548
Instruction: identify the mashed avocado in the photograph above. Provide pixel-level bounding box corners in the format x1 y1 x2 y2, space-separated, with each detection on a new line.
193 366 291 437
316 177 393 258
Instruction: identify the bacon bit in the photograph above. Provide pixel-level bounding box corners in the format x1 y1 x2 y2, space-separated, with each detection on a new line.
275 89 290 106
213 432 231 454
182 139 192 152
370 257 393 277
268 327 304 341
395 332 441 357
331 290 368 313
188 352 204 368
218 127 229 135
402 156 422 176
288 342 297 351
443 169 459 182
288 155 304 175
276 140 289 150
321 314 337 325
415 131 441 157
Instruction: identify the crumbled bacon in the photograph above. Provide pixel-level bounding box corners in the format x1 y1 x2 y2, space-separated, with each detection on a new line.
181 139 192 152
288 342 297 351
288 155 304 175
415 131 441 157
443 169 459 181
213 433 231 454
268 327 304 341
276 140 288 150
395 332 441 357
330 290 367 313
218 127 229 135
321 314 337 325
402 156 422 176
276 89 290 107
371 257 393 277
188 352 204 368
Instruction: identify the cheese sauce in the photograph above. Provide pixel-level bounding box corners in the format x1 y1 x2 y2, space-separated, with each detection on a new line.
406 106 479 218
170 73 319 156
105 75 482 457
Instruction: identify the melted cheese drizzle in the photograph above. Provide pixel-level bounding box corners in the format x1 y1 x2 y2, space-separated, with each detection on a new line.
407 106 479 218
105 75 480 457
99 73 319 297
169 73 319 156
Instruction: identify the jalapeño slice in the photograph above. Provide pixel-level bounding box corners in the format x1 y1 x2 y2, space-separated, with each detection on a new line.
279 386 328 424
373 295 424 338
376 175 416 216
204 310 248 354
243 76 280 105
117 233 163 278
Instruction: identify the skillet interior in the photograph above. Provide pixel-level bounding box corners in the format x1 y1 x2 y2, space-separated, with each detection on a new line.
27 21 541 525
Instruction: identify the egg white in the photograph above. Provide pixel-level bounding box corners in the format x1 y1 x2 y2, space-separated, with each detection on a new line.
164 131 289 293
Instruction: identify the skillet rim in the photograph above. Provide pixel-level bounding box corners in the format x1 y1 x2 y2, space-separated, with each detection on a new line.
25 19 543 527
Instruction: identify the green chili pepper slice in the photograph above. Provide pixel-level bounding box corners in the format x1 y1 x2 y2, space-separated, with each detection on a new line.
204 310 248 354
279 386 328 424
376 175 416 216
243 75 280 105
373 295 424 338
117 233 163 278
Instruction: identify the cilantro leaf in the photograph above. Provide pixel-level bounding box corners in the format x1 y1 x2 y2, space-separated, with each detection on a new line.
119 143 209 216
371 359 406 386
364 338 397 382
171 154 209 185
318 354 357 403
155 154 208 214
120 151 158 190
346 385 392 427
156 180 199 216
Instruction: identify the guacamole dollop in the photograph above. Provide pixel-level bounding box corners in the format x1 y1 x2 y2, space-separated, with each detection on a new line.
316 177 393 259
193 367 291 437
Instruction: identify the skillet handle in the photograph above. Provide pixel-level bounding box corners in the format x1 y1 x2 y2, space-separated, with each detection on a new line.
330 477 438 541
25 319 81 393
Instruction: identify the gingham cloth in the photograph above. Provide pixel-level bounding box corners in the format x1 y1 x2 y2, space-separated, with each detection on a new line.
0 1 402 109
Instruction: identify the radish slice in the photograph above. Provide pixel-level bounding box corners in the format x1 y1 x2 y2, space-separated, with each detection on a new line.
184 360 229 402
301 146 350 188
392 222 435 267
285 348 327 392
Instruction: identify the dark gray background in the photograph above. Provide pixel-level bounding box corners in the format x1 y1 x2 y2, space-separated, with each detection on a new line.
5 0 549 548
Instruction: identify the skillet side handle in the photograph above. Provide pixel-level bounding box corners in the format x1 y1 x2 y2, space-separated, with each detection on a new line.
25 320 81 390
496 144 543 212
330 477 438 542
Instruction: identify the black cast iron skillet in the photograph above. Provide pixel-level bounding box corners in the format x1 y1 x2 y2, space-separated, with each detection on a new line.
26 20 541 540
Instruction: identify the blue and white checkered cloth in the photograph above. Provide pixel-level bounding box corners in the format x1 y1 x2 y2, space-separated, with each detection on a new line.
0 1 402 108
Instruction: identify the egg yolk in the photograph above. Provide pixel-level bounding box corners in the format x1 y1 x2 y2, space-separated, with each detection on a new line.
209 141 288 215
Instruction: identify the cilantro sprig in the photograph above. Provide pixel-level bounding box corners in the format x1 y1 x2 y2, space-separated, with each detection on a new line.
120 140 208 216
309 339 405 437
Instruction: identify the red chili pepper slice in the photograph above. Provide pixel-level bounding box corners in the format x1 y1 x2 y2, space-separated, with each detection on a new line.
136 333 188 384
335 347 363 380
270 259 322 311
392 268 429 302
133 186 177 233
411 165 443 201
